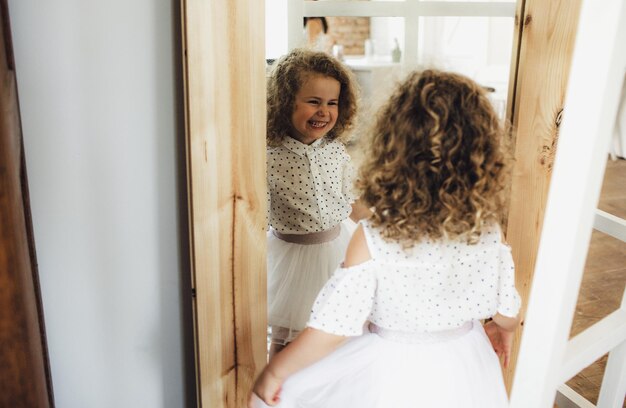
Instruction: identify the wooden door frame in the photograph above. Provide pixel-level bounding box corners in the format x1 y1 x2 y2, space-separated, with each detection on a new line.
181 0 582 406
0 0 54 405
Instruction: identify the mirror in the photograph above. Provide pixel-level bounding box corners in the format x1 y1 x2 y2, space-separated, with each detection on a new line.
264 0 518 355
183 0 595 405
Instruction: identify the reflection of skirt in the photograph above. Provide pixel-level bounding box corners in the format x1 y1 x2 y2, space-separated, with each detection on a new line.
252 321 509 408
268 221 355 343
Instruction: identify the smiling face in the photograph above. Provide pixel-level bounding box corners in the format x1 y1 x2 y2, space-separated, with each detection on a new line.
290 73 341 145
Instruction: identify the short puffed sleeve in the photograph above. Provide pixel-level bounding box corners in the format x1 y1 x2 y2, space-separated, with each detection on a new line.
497 244 521 317
265 150 274 231
307 263 377 336
342 159 357 204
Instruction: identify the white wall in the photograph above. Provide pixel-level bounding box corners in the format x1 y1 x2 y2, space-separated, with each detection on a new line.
9 1 191 407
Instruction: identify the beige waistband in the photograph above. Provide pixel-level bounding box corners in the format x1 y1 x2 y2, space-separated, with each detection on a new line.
273 224 341 245
369 321 474 344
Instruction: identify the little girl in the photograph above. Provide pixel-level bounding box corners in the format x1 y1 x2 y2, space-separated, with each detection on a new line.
266 48 368 357
252 69 522 407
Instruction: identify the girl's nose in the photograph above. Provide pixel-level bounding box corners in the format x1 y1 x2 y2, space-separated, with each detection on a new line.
317 105 328 116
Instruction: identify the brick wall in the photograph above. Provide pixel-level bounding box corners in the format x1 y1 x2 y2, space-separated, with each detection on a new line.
327 17 370 56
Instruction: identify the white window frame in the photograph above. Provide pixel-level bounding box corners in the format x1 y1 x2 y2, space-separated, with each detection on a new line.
287 0 517 66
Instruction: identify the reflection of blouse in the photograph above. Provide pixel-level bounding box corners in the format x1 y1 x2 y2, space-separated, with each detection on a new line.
267 137 356 234
308 220 521 336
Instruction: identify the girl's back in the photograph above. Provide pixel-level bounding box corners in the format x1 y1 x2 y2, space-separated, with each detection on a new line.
309 220 520 336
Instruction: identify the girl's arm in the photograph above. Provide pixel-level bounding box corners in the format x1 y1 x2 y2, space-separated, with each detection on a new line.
349 199 372 222
484 225 521 367
341 151 371 223
251 328 347 406
493 312 520 332
250 226 372 407
484 313 521 368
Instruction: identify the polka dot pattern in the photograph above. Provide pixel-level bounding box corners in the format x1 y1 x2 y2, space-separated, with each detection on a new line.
307 221 521 335
267 137 357 234
308 262 376 336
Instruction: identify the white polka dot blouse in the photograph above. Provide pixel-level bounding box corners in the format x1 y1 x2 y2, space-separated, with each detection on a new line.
308 220 522 336
267 136 357 234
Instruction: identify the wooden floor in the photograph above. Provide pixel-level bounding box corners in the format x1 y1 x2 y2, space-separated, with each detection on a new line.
566 157 626 406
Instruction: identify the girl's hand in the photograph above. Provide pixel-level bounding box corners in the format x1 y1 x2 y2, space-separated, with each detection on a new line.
249 368 283 407
248 327 346 407
483 320 515 368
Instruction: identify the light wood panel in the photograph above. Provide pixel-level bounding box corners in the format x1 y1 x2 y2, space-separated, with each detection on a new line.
181 0 267 406
504 0 582 389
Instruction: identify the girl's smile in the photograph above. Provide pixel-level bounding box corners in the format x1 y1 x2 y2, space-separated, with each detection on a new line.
290 74 340 145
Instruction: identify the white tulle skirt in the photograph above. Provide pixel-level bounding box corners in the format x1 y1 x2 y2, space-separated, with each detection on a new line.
252 321 509 408
267 220 356 343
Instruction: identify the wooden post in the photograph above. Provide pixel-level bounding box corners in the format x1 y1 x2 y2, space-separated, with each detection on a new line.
181 0 267 407
504 0 582 389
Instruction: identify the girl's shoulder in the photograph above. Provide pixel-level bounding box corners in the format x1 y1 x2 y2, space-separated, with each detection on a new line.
357 219 392 260
321 139 351 159
324 138 347 149
266 144 282 153
266 144 287 161
358 219 506 261
475 221 506 247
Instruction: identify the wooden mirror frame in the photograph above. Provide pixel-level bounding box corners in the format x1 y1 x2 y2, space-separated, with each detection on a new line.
181 0 267 406
181 0 582 406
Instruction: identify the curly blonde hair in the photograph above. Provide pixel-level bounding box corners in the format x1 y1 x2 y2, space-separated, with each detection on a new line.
357 70 511 246
267 48 358 147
